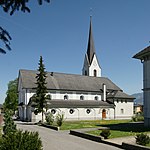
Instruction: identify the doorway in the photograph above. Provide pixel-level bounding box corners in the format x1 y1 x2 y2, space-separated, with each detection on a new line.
102 109 106 119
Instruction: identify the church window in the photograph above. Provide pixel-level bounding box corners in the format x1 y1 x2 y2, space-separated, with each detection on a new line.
86 109 91 114
121 109 124 114
94 69 97 77
69 109 74 114
51 109 56 114
95 96 99 100
64 95 68 100
80 95 84 100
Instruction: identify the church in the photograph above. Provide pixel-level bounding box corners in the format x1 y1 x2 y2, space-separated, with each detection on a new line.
18 18 134 122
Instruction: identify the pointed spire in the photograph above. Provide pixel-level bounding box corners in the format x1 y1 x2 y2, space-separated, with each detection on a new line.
87 16 96 65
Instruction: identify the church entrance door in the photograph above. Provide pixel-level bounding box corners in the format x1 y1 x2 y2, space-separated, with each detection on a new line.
102 109 106 119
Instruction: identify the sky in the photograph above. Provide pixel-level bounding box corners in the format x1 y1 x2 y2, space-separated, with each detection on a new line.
0 0 149 104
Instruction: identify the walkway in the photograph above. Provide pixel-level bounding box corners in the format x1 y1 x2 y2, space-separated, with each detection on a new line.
16 121 122 150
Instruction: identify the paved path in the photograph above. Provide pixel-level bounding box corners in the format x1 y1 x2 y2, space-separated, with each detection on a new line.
16 122 122 150
106 136 135 145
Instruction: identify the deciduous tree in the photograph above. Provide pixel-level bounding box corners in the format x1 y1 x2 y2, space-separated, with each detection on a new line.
3 78 18 114
0 0 50 54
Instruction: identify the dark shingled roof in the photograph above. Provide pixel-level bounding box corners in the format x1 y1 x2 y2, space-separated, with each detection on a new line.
31 100 114 108
133 46 150 59
107 91 135 99
19 69 122 92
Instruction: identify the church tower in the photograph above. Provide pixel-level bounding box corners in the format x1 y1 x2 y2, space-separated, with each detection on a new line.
82 17 101 77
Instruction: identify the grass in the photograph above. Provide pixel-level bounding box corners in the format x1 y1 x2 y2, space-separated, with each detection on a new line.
59 119 150 139
87 130 136 139
60 119 131 130
0 126 2 138
86 121 150 139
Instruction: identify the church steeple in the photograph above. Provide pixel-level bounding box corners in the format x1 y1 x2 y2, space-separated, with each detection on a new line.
87 17 96 65
82 17 101 77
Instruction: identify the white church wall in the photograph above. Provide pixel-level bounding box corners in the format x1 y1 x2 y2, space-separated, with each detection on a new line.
46 108 115 121
114 99 133 119
143 60 150 122
89 55 101 77
49 91 102 101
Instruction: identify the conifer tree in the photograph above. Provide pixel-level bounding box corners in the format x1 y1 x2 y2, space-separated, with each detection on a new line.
3 109 17 135
30 56 50 122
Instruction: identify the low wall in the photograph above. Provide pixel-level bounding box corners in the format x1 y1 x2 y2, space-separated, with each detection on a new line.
122 142 150 150
70 130 122 149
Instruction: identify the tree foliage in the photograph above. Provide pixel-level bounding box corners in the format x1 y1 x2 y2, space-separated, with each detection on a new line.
0 0 50 15
30 56 50 122
3 109 17 135
0 130 43 150
0 0 50 54
0 26 12 54
3 78 18 113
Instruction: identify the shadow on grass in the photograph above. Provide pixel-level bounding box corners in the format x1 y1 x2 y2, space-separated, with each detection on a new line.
96 122 150 133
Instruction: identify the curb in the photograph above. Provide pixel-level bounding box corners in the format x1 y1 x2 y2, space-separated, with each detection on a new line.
41 123 60 131
70 130 122 149
122 142 150 150
70 130 150 150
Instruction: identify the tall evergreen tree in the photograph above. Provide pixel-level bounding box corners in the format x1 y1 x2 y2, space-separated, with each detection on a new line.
30 56 50 122
3 109 17 135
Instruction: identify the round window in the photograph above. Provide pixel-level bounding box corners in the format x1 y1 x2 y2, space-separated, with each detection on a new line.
86 109 91 114
69 109 74 114
51 109 56 114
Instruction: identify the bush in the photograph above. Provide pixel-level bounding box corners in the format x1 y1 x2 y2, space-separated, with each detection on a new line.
132 112 144 122
0 130 43 150
56 113 64 127
100 129 111 139
3 109 17 135
135 133 150 146
45 112 54 125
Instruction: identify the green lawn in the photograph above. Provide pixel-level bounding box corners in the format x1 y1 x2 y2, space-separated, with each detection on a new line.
86 120 150 139
60 119 131 130
59 120 150 139
87 130 136 139
0 126 2 137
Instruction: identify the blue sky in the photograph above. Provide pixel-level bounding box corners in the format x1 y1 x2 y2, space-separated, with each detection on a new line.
0 0 149 103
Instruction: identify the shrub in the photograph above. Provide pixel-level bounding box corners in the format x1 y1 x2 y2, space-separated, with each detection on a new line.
3 109 17 135
0 130 43 150
45 112 54 125
56 113 64 127
135 133 150 146
132 112 144 122
100 129 111 139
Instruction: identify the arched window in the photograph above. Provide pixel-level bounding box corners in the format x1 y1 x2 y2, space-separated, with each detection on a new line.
121 109 124 114
94 69 97 77
94 96 99 100
64 95 68 100
80 95 84 100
